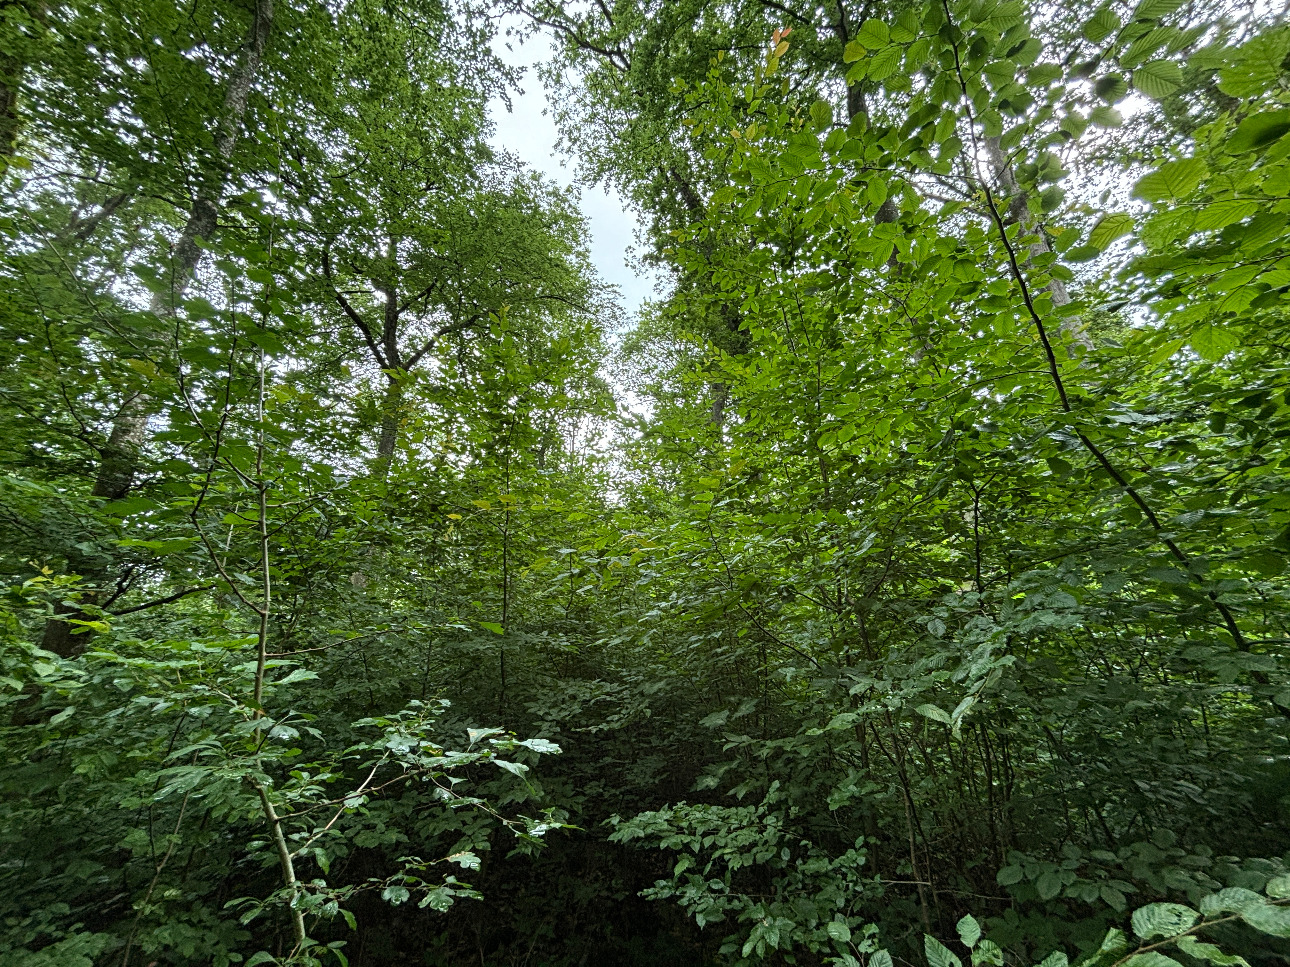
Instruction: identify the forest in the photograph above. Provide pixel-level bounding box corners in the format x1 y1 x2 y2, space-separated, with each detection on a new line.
1 0 1289 964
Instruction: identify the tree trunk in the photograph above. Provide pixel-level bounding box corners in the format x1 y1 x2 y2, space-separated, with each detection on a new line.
376 373 405 465
92 0 273 499
43 0 274 658
983 136 1091 350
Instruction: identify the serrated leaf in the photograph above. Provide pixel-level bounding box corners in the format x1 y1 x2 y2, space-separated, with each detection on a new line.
1132 157 1206 201
1037 870 1063 900
1088 213 1134 250
1176 936 1249 966
1190 322 1238 362
855 19 890 49
917 703 952 725
1123 955 1184 967
494 759 530 778
1133 60 1184 98
810 99 834 130
1228 110 1290 154
1082 8 1120 42
927 935 963 967
1131 902 1199 940
957 914 981 949
1242 903 1290 937
1193 199 1259 232
1132 0 1185 19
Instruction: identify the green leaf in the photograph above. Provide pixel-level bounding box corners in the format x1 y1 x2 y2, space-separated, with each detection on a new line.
873 950 895 967
1200 887 1267 915
957 914 981 949
1132 0 1185 18
927 935 963 967
479 621 505 635
1130 902 1199 940
278 668 320 686
1176 937 1249 966
1037 870 1063 900
855 19 890 49
1242 903 1290 938
1122 955 1184 967
810 99 834 131
917 704 952 725
1101 884 1128 911
844 39 866 62
382 885 410 905
494 759 530 778
1228 110 1290 154
1268 876 1290 899
1088 213 1134 251
827 921 853 943
1095 73 1129 101
1193 199 1259 232
1133 60 1184 98
1082 8 1120 42
1190 322 1238 362
1132 157 1206 202
998 865 1025 885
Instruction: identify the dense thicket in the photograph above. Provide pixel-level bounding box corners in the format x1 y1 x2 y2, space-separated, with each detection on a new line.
1 0 1288 965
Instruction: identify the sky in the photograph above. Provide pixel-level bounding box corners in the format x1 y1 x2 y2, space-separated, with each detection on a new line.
485 18 663 322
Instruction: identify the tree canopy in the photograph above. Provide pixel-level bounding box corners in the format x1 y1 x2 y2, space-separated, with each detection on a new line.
1 0 1288 965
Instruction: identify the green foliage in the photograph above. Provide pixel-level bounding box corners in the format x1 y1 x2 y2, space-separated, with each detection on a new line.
1 0 1288 963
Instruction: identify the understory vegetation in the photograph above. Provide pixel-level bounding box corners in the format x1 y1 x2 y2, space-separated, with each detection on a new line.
1 0 1288 964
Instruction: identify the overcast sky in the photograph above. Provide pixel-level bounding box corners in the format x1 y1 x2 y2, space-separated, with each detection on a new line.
486 19 662 322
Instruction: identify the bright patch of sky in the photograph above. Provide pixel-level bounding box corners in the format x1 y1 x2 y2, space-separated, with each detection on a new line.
487 17 662 324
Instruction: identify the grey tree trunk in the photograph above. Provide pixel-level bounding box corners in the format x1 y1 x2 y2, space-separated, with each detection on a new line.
43 0 274 658
376 374 405 465
92 0 273 500
983 136 1092 350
